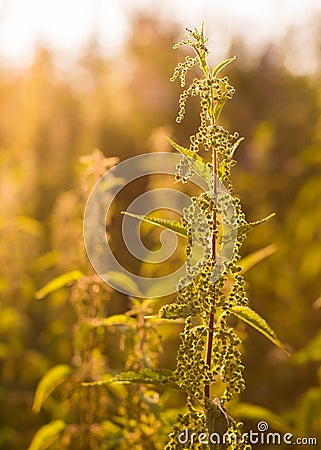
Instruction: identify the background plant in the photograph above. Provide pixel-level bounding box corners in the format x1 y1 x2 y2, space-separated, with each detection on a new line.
28 151 173 450
27 152 119 449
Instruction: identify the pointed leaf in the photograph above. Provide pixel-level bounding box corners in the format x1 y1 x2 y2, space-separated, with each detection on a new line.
212 56 236 78
159 303 196 319
32 364 72 413
27 420 65 450
34 250 59 271
105 271 143 297
82 372 113 387
196 23 209 75
112 368 178 387
93 315 135 327
229 136 244 158
84 368 179 389
82 373 128 399
144 315 184 324
35 270 83 300
201 20 205 36
213 92 227 121
239 244 276 274
166 136 211 182
230 305 289 354
121 211 188 237
238 213 276 237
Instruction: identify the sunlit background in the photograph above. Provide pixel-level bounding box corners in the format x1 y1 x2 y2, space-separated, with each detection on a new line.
1 0 321 73
0 1 321 449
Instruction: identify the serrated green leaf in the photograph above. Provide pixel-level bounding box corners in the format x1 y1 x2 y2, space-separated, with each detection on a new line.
35 270 83 300
85 369 178 388
27 420 65 450
112 368 178 387
32 364 72 414
230 306 289 354
239 244 276 274
82 372 113 387
159 304 196 319
238 213 276 238
121 211 188 237
166 136 211 182
212 56 236 78
83 373 128 400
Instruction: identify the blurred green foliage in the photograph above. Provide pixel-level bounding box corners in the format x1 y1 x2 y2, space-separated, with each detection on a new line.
0 14 320 450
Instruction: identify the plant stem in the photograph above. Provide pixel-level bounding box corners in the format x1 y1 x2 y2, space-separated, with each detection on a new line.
204 87 218 401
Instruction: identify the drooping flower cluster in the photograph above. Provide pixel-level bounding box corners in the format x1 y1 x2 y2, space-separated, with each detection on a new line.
162 24 252 450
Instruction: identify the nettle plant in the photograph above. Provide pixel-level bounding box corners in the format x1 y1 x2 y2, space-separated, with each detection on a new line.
117 25 288 449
